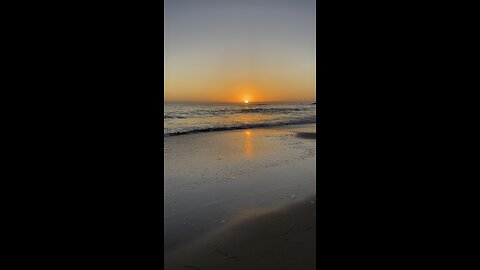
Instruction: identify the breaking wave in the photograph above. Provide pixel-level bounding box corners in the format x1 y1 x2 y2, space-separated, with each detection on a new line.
164 117 316 136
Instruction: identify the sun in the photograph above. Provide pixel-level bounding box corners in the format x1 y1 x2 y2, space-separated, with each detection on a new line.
244 100 249 104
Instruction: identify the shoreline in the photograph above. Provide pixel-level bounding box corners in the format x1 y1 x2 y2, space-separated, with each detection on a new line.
164 121 316 137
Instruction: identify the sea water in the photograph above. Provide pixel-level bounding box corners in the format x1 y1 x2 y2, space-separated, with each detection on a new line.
164 102 316 136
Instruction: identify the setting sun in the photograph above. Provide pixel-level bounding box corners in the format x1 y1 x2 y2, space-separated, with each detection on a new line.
244 100 249 104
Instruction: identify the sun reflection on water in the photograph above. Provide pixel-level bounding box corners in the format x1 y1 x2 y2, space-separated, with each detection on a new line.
244 130 254 158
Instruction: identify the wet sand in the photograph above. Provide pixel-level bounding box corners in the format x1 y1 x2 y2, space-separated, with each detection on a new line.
164 124 316 269
165 197 316 270
296 132 316 139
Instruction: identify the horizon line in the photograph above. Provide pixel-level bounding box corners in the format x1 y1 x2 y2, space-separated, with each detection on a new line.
164 100 316 104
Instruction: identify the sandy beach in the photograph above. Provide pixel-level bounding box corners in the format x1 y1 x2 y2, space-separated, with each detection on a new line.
164 124 316 269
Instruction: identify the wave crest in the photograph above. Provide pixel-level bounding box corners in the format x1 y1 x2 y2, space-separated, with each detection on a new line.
164 118 316 137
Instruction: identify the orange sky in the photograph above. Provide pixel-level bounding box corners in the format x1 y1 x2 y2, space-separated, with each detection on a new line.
164 0 316 103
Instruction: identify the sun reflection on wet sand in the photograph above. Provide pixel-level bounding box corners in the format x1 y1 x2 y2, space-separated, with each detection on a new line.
244 130 254 158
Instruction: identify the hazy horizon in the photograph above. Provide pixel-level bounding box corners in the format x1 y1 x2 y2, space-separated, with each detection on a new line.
164 99 315 104
165 0 316 103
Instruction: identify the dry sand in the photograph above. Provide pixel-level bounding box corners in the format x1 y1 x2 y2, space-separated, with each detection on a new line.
164 124 316 269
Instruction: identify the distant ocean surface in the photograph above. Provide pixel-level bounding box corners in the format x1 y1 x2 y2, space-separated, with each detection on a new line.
164 102 316 136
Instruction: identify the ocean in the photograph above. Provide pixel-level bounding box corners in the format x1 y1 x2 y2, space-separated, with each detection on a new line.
164 102 316 136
